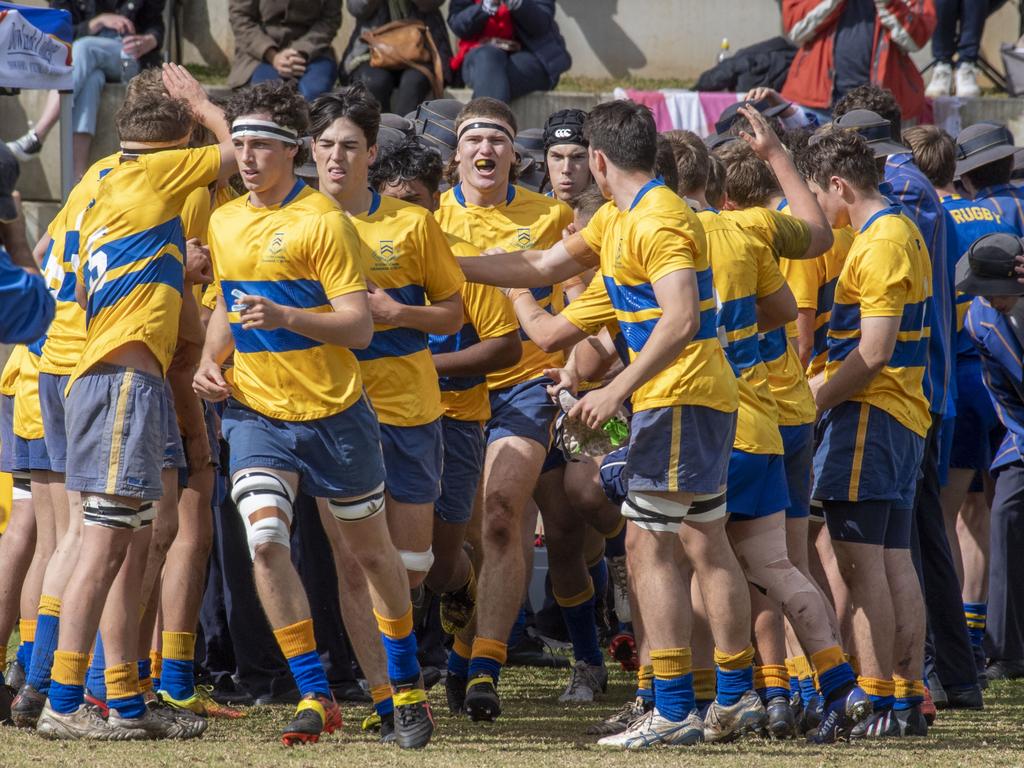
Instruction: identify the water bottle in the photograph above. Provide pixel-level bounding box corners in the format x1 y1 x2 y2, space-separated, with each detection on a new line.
717 38 731 64
119 36 139 82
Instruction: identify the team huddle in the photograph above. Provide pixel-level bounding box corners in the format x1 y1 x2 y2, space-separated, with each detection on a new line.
0 60 1019 750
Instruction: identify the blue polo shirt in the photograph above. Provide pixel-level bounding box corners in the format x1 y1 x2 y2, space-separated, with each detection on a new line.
884 153 952 420
0 247 54 344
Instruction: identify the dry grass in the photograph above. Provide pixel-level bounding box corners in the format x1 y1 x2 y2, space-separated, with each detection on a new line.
2 657 1023 768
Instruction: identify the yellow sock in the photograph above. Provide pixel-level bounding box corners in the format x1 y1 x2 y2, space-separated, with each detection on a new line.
893 675 926 699
105 661 140 700
637 663 654 691
650 648 692 679
453 635 473 659
39 594 61 617
374 607 414 640
52 650 89 687
785 657 799 680
273 618 316 659
754 665 767 691
810 645 846 675
162 631 195 662
858 676 895 699
150 649 163 681
471 637 508 665
693 668 716 701
370 683 392 706
762 664 789 692
714 645 754 671
19 618 37 644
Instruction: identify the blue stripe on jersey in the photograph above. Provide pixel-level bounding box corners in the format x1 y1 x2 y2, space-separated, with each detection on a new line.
693 306 719 341
221 279 328 310
383 284 426 307
438 374 486 392
725 334 760 372
28 336 46 356
431 321 487 391
83 217 184 286
231 324 321 354
899 299 927 332
718 295 756 334
760 327 788 363
829 302 859 332
612 331 630 365
353 326 428 361
87 251 183 320
602 275 657 314
818 278 837 317
813 323 828 358
826 336 927 368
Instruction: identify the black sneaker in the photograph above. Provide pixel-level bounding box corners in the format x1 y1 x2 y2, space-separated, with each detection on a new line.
895 704 928 736
280 693 342 746
797 694 822 735
942 683 983 710
6 130 42 162
972 645 989 690
11 684 45 728
506 632 569 669
393 683 433 749
850 708 900 740
765 695 796 739
464 674 501 722
445 672 467 715
380 710 396 744
986 659 1024 681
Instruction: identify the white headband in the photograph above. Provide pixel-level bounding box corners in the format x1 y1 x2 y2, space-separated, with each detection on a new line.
231 118 300 145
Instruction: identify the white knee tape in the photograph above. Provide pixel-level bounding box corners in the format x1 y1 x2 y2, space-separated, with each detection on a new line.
82 496 143 530
12 485 32 501
399 548 435 573
686 491 727 523
328 483 385 522
137 501 156 527
621 491 689 533
231 471 295 558
12 471 31 500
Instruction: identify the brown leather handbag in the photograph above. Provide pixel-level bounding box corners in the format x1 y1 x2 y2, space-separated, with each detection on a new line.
360 19 445 98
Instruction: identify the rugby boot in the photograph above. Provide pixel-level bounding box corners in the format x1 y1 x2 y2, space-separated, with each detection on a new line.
159 685 247 719
506 632 568 669
598 707 703 749
445 671 467 715
0 683 14 725
393 682 433 749
765 694 796 739
11 683 45 728
586 697 652 736
895 704 929 737
4 659 25 691
464 673 501 722
609 632 639 672
807 685 872 744
36 701 116 740
107 700 208 740
361 709 396 744
986 659 1024 681
559 660 608 703
850 707 900 740
797 695 823 734
280 692 342 746
703 690 767 743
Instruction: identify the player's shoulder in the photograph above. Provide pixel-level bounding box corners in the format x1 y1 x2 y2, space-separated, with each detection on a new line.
445 232 480 258
511 184 571 217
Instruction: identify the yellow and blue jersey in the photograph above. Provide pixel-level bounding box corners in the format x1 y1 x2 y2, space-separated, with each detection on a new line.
941 194 1016 361
974 183 1024 237
826 207 932 437
724 202 823 426
72 146 222 384
429 234 519 423
436 183 573 390
13 346 43 440
351 191 465 427
208 180 368 422
576 180 737 414
699 209 784 455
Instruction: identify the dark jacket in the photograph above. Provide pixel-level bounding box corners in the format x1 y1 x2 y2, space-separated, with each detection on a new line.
52 0 166 69
447 0 571 89
341 0 453 83
228 0 343 89
696 36 796 92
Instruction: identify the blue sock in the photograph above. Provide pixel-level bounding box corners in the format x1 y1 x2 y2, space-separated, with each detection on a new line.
467 656 501 683
16 641 32 672
286 651 331 698
108 693 146 718
85 633 106 701
375 694 394 717
381 632 420 685
799 675 819 704
160 657 194 700
653 674 695 722
789 676 801 703
589 560 609 602
964 601 987 648
507 606 527 648
817 662 856 701
604 526 626 559
765 684 789 701
560 596 604 667
49 679 84 715
447 647 470 679
716 665 753 707
637 685 654 705
870 693 895 712
27 612 60 693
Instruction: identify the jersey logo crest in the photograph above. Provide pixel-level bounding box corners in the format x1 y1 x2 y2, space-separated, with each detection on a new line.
264 232 287 262
372 240 400 270
515 228 532 248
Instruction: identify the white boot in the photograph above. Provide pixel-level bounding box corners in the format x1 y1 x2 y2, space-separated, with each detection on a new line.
926 62 953 98
956 61 981 98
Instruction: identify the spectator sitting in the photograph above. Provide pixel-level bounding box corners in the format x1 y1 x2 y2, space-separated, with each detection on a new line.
448 0 571 102
925 0 994 98
6 0 167 179
779 0 936 124
341 1 453 116
227 0 342 101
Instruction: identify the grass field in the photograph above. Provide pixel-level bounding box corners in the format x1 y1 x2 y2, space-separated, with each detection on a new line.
3 660 1024 768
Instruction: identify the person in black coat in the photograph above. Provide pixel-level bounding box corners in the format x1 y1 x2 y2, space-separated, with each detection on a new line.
448 0 571 102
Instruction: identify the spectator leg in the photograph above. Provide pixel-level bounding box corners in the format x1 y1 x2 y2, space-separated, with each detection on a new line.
506 50 554 101
249 62 287 86
911 417 978 689
956 0 988 62
392 67 433 117
931 0 958 62
350 63 398 112
297 57 338 101
462 45 512 102
986 461 1024 662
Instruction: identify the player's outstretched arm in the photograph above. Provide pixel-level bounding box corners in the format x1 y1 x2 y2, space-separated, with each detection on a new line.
738 105 832 259
508 289 589 352
433 330 521 378
459 234 597 288
367 284 463 335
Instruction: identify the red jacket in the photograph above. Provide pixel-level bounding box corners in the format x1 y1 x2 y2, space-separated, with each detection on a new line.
780 0 936 120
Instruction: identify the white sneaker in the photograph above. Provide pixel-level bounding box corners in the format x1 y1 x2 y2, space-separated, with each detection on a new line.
559 660 608 703
926 61 953 98
956 61 981 98
36 701 116 741
702 689 767 743
607 555 631 623
597 707 704 749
